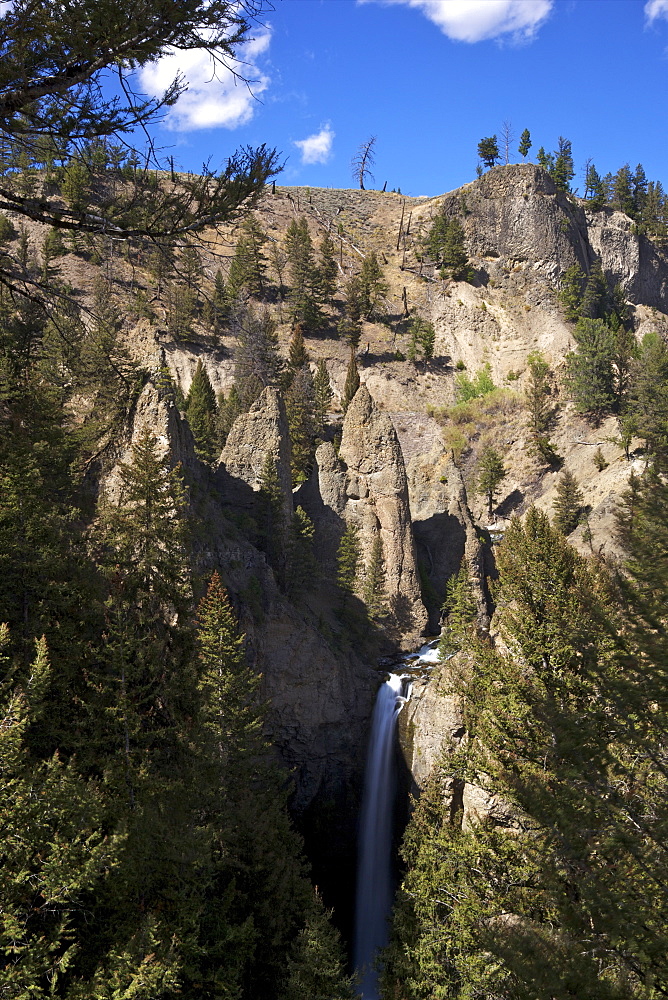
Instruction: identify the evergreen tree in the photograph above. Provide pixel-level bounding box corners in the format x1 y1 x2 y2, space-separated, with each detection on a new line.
287 506 318 597
216 384 243 447
314 359 333 434
285 365 317 484
585 162 606 210
204 267 228 336
342 350 360 414
338 275 364 349
288 323 309 373
552 136 574 192
525 351 557 464
426 214 471 280
438 563 477 656
565 317 616 418
195 571 262 771
185 360 219 462
226 214 267 300
559 263 585 321
407 316 436 361
632 162 648 217
0 628 121 997
285 217 322 332
476 445 506 518
358 251 387 319
281 891 358 1000
579 259 609 320
317 231 338 306
60 155 89 210
336 521 360 605
536 146 554 172
625 331 668 454
363 531 386 619
612 163 635 216
388 508 668 1000
257 451 286 576
552 468 584 534
518 128 532 159
233 305 284 404
477 136 499 169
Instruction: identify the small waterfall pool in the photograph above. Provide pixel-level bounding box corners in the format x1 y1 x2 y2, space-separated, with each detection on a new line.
354 640 441 999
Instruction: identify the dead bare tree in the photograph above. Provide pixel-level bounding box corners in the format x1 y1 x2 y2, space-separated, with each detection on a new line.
351 136 377 190
500 120 515 165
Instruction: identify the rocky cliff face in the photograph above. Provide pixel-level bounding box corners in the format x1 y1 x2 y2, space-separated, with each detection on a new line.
297 384 428 644
339 385 428 640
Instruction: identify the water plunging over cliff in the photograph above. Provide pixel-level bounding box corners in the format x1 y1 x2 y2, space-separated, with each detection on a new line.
354 673 411 1000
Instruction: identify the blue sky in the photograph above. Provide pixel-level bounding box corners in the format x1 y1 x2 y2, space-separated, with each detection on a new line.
138 0 668 198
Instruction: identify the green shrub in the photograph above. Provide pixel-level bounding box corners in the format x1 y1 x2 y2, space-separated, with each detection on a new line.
454 362 495 402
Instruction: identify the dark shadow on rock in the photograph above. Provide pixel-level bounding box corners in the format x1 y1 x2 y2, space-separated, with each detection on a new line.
494 488 525 519
413 511 467 632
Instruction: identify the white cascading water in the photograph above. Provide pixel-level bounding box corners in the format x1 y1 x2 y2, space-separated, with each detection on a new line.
354 672 410 1000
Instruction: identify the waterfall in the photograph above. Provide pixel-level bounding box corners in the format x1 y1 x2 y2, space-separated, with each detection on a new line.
354 672 410 1000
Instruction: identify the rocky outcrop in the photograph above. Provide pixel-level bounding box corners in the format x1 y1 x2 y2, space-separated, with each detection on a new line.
408 448 489 632
338 385 428 640
219 386 293 512
98 373 203 503
431 163 668 312
435 164 585 282
587 209 668 311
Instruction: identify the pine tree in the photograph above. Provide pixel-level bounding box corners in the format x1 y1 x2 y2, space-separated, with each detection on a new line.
287 506 318 596
389 508 668 999
536 146 554 172
585 162 606 210
216 384 243 446
438 564 477 656
363 531 386 619
579 259 609 320
316 230 338 306
625 331 668 455
285 365 317 484
408 316 436 361
336 521 360 604
358 251 387 319
477 136 499 169
341 350 360 414
552 136 574 192
185 360 219 462
552 468 584 534
314 359 333 434
518 128 532 159
257 451 286 576
196 571 262 767
338 275 363 349
559 263 585 322
282 891 358 1000
226 214 267 300
285 217 322 331
612 163 635 216
288 323 309 372
426 214 471 280
476 446 506 518
565 317 616 418
525 351 557 463
233 305 284 401
0 627 121 997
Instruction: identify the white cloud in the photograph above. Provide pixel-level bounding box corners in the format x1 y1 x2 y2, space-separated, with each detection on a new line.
363 0 553 43
294 125 335 165
645 0 668 22
138 28 271 131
